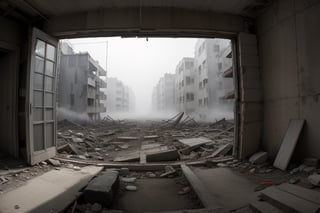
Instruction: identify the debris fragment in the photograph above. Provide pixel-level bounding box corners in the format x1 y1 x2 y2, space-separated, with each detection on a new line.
178 186 191 195
249 152 268 165
125 185 138 191
308 174 320 186
47 159 61 167
122 177 136 183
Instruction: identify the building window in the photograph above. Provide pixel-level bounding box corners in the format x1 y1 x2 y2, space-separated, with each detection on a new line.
186 93 194 102
203 78 208 87
198 65 202 75
202 60 206 69
198 99 202 106
218 62 222 71
186 76 191 85
74 70 78 83
70 94 74 106
87 98 94 106
204 97 208 106
199 82 203 89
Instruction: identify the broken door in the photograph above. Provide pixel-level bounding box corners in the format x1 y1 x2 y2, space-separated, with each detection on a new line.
27 28 58 165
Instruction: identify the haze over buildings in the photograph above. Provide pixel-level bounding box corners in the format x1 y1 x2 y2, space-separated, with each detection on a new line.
67 37 197 116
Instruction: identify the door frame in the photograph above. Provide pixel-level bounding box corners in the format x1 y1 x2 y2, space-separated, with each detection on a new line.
0 41 19 158
26 28 58 165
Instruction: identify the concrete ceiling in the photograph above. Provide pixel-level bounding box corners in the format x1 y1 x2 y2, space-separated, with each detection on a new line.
2 0 271 19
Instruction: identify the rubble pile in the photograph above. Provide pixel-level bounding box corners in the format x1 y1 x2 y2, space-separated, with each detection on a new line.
56 117 235 164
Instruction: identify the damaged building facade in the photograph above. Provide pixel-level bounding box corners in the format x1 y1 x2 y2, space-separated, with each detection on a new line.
152 73 176 112
58 42 107 121
0 0 319 170
194 39 234 121
175 57 197 116
154 39 235 121
104 77 135 113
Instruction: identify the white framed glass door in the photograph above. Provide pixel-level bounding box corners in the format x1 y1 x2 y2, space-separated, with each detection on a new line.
27 28 58 165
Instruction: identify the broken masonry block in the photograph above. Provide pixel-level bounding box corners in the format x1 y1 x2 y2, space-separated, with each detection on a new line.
308 173 320 186
249 151 268 165
83 169 119 206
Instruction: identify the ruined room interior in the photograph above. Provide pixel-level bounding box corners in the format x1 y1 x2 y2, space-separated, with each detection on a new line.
0 0 320 212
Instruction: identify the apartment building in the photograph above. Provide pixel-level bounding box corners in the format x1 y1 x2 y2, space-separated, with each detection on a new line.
194 39 234 121
175 57 196 115
152 73 176 112
58 42 107 121
105 77 134 113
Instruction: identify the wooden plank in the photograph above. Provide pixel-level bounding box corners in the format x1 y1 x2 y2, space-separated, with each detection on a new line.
277 183 320 205
260 186 319 213
250 200 284 213
178 137 212 148
273 119 305 170
181 164 222 209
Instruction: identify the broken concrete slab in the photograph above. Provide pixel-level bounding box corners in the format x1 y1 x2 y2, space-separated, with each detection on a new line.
260 185 320 213
249 151 268 165
146 147 179 162
178 137 212 148
0 166 103 213
181 164 222 209
206 144 233 158
250 200 283 213
273 119 305 171
277 183 320 205
113 152 140 162
83 169 119 206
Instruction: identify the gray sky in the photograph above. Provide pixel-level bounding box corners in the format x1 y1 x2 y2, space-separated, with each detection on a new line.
67 37 197 114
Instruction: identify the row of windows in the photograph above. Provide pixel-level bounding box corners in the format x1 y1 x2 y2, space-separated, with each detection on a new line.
179 92 194 103
198 97 208 106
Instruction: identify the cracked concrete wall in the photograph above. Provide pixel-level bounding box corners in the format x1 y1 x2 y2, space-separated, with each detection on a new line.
257 0 320 159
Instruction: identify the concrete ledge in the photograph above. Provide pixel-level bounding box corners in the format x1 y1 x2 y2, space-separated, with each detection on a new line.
54 157 207 171
0 166 103 213
180 164 223 210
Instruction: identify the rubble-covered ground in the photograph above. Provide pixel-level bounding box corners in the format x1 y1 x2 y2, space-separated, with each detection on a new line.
56 118 234 164
1 117 320 212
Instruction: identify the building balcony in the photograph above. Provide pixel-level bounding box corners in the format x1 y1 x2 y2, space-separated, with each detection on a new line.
96 91 107 100
221 90 235 99
222 66 233 78
96 78 107 88
88 77 96 87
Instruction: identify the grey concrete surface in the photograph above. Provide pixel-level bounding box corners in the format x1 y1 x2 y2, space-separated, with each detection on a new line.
0 166 103 213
